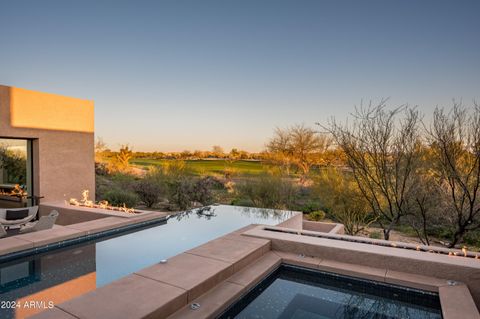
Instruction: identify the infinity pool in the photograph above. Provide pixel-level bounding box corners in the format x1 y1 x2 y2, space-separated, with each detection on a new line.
0 205 293 319
220 265 442 319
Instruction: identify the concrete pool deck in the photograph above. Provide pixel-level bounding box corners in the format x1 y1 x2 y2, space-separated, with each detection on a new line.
31 223 480 319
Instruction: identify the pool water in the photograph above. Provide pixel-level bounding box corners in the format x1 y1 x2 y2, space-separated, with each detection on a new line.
0 205 293 319
220 265 442 319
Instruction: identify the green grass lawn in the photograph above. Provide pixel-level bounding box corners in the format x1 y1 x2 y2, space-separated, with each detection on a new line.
130 159 270 176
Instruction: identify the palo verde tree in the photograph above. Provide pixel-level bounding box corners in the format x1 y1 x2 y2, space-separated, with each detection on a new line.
427 102 480 247
267 124 331 182
325 100 423 240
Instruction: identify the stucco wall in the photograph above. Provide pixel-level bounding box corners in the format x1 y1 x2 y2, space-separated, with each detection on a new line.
0 85 95 203
303 220 345 234
277 212 303 229
39 202 107 225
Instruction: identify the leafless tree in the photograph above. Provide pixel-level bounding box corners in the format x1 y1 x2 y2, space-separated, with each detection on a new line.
403 173 443 246
427 102 480 247
325 100 422 240
267 124 331 181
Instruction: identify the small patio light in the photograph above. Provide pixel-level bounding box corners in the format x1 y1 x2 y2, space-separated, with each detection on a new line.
190 303 201 310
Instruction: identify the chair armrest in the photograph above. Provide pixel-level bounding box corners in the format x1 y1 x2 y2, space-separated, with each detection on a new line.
0 214 35 225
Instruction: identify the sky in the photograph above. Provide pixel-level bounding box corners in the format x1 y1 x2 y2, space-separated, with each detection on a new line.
1 0 479 152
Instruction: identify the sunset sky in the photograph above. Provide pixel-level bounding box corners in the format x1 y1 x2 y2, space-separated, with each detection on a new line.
1 0 479 152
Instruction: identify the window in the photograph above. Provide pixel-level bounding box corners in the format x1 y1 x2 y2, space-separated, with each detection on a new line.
0 138 33 208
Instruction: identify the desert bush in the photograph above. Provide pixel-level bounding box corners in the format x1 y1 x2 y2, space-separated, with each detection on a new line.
95 162 110 176
103 189 139 207
163 160 190 178
237 173 298 209
166 175 220 210
167 177 194 210
191 176 220 205
463 231 480 248
369 231 382 239
95 175 114 201
134 178 163 208
147 163 219 210
307 210 326 221
110 173 137 190
299 201 322 214
316 168 375 235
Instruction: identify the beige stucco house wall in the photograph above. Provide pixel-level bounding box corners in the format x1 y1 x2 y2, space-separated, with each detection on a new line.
0 85 95 203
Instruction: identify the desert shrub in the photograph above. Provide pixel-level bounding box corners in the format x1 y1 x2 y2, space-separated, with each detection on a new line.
95 162 110 175
315 168 375 235
167 177 194 210
237 173 298 209
463 231 480 248
223 166 238 180
369 231 382 239
307 210 326 221
191 176 220 205
166 175 220 210
95 175 114 201
109 173 138 191
149 163 218 210
134 178 163 208
393 224 418 237
299 201 322 214
162 160 191 178
103 189 139 207
230 198 252 206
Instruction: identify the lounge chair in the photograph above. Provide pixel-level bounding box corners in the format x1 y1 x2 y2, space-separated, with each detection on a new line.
20 210 59 233
0 224 7 238
0 206 39 228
